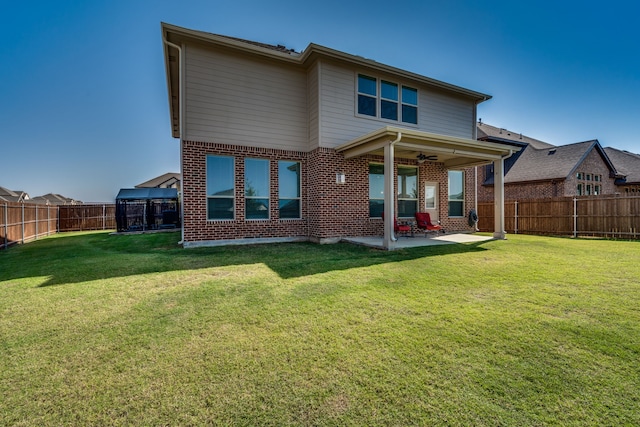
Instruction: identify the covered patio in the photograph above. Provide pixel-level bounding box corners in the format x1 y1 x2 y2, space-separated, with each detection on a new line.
336 126 519 250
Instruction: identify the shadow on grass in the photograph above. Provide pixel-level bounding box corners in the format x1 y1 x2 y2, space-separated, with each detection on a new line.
0 231 491 287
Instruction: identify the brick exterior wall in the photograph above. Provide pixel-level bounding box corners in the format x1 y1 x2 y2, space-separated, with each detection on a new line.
182 140 479 245
477 148 617 202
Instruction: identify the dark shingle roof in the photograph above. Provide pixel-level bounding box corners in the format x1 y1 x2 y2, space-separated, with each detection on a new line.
504 140 615 183
604 147 640 184
477 122 555 150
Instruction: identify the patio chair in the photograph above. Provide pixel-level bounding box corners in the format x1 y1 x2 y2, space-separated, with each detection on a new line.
414 212 444 236
381 213 412 237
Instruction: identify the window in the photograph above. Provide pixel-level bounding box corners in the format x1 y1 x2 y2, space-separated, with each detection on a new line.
369 164 384 217
595 185 601 195
586 174 592 181
207 155 234 220
586 184 592 195
448 170 464 217
357 74 418 124
245 158 270 219
595 175 601 182
381 81 398 121
278 161 301 219
577 172 583 179
577 183 583 196
357 75 377 117
397 166 418 217
401 86 418 124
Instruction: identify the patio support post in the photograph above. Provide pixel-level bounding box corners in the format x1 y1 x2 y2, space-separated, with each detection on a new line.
493 157 506 239
383 141 396 250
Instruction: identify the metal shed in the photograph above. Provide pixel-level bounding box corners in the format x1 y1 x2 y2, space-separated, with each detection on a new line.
115 188 180 232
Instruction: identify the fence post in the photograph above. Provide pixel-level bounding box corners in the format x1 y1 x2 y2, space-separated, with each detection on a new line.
514 201 518 234
21 203 25 244
35 205 38 240
103 204 106 230
573 198 577 238
47 205 50 236
3 203 7 250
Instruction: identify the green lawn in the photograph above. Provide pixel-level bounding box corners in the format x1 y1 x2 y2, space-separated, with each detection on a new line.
1 231 639 426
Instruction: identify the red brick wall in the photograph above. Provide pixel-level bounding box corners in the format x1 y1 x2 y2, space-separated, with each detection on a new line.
182 140 478 244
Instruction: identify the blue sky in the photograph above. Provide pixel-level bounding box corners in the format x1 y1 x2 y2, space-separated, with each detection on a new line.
2 0 639 202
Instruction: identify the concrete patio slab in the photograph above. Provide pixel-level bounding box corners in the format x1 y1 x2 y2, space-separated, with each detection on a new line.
342 233 494 250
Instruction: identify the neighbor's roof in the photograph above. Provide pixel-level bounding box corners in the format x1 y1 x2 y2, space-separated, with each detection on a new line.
135 172 181 188
504 140 616 183
29 193 79 205
477 122 555 150
604 147 640 184
116 188 178 201
162 22 492 138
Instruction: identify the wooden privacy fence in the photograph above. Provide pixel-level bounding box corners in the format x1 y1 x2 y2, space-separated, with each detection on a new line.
1 202 58 249
1 202 116 249
58 204 116 232
478 196 640 239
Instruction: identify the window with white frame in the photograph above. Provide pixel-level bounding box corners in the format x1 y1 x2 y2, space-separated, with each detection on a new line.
357 74 418 124
448 170 464 217
369 163 385 217
278 160 301 219
245 158 270 219
207 155 235 220
397 166 418 217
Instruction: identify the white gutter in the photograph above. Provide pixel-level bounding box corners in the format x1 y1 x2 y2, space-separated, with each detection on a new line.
162 34 185 245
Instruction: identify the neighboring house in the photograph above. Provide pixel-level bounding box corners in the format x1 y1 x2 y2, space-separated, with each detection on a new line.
161 23 517 249
136 172 181 191
477 122 620 201
603 148 640 194
0 187 30 203
28 193 81 205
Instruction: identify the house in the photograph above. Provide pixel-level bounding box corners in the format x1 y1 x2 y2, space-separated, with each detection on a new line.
161 23 517 249
603 148 640 194
477 122 621 201
136 172 181 191
0 187 30 203
28 193 81 206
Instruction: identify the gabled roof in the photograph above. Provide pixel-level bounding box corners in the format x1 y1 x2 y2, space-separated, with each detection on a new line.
29 193 80 205
504 140 617 183
0 186 29 202
162 23 492 139
604 147 640 185
477 122 555 150
135 172 181 189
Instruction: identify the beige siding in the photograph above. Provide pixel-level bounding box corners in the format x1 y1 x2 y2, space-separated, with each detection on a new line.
308 62 319 150
183 44 308 151
317 62 477 148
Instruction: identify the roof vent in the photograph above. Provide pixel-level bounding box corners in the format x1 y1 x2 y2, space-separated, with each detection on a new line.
548 149 557 155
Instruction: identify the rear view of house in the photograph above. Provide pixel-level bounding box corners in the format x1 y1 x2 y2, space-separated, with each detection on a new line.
161 23 516 249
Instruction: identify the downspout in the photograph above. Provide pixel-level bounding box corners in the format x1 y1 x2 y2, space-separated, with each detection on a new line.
162 34 185 245
384 132 402 247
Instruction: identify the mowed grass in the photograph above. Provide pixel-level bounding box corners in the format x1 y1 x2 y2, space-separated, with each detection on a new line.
1 231 639 426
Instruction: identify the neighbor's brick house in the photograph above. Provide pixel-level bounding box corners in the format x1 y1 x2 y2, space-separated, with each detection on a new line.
477 122 621 202
162 23 516 249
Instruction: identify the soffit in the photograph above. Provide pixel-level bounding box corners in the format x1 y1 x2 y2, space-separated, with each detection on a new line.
336 126 519 168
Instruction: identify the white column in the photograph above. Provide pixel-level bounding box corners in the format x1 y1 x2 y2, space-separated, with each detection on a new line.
493 157 506 239
383 142 396 250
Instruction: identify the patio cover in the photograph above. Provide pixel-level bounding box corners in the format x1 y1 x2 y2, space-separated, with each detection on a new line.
116 188 178 201
336 126 519 249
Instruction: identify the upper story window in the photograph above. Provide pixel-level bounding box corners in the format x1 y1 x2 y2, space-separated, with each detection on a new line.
357 74 418 125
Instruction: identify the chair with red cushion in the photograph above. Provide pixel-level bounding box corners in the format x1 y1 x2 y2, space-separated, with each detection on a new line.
414 212 444 236
382 213 412 237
